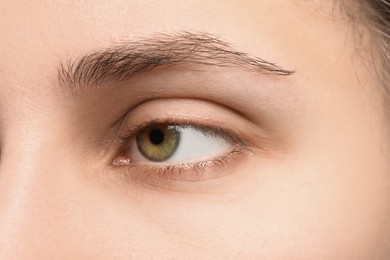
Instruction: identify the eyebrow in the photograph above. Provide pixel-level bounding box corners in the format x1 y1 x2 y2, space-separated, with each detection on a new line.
58 32 294 91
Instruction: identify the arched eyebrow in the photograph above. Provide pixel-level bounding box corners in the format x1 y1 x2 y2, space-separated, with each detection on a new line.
58 32 294 91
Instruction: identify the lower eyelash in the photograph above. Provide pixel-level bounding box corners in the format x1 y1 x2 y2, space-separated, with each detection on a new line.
115 145 249 184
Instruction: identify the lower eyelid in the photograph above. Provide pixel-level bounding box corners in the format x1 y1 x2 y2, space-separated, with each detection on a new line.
114 144 250 187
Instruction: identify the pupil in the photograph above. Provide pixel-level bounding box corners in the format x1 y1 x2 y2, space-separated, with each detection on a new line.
149 128 165 145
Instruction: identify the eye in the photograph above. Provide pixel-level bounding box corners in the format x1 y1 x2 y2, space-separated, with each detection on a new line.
128 123 232 163
112 117 250 184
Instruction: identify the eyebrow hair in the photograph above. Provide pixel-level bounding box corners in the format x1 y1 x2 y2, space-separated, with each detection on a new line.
58 32 294 91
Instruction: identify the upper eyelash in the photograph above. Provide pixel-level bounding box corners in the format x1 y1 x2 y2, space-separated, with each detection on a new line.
118 116 248 150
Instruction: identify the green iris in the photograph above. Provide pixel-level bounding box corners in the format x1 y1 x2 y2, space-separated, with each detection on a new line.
136 124 181 162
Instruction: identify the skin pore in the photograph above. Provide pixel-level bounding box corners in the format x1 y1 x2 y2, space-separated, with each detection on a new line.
0 0 389 259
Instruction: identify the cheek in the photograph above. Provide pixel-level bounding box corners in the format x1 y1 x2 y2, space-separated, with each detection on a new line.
110 152 389 258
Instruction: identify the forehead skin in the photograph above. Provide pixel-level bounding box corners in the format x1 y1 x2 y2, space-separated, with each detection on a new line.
0 0 389 259
0 1 363 124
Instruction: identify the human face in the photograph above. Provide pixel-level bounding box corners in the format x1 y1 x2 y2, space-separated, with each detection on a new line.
0 1 389 258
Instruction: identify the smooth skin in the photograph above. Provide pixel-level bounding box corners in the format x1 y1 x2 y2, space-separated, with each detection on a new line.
0 1 389 259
